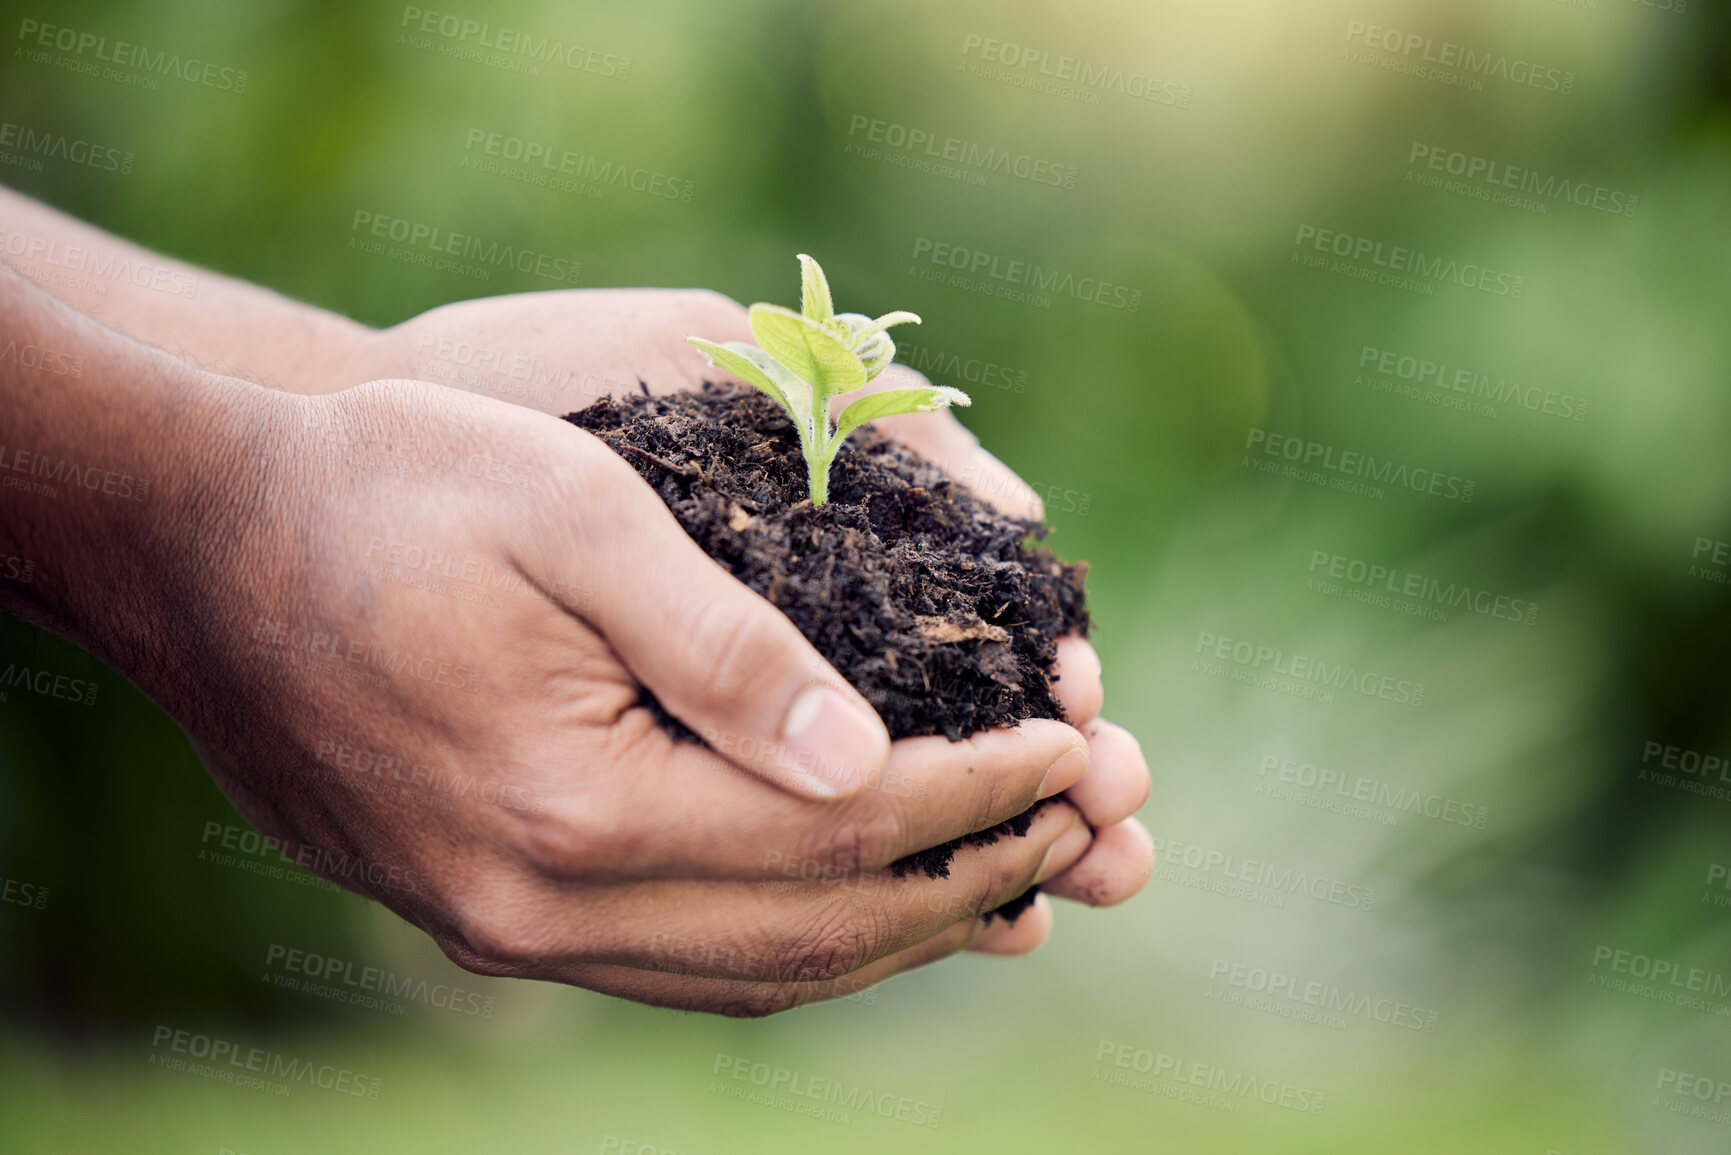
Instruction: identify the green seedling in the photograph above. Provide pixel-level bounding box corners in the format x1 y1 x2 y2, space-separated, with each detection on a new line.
687 253 969 505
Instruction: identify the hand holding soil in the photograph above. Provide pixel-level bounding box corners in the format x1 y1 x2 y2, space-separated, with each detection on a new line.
359 280 1153 919
0 193 1152 1013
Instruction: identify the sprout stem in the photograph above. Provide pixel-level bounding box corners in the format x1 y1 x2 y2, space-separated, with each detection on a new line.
807 444 830 505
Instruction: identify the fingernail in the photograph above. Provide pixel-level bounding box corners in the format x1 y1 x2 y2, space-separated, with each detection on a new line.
1035 823 1093 884
780 686 888 799
1036 746 1090 800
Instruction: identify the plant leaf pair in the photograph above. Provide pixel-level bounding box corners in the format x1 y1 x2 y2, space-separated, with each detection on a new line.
687 254 970 505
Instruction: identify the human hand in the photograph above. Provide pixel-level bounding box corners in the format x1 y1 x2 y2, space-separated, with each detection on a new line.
147 375 1111 1013
358 288 1156 949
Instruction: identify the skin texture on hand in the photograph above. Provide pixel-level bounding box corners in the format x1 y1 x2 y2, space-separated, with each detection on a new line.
355 289 1155 931
168 378 1115 1014
0 192 1153 1011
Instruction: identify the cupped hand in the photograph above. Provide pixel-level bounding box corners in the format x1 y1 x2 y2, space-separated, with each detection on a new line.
355 288 1156 952
163 377 1109 1014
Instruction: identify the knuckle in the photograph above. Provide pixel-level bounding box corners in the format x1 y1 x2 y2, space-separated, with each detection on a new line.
816 808 904 874
461 916 543 967
518 800 617 879
983 844 1047 918
774 899 880 982
436 935 517 979
715 983 805 1019
969 742 1025 823
685 597 781 716
446 891 549 968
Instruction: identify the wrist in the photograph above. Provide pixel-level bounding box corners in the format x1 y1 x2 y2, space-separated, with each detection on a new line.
0 266 299 707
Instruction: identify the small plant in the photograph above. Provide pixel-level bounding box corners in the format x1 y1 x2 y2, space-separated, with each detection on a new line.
687 254 969 505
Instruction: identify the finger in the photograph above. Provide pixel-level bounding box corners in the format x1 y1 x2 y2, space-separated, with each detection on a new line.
450 801 1091 984
836 366 1044 521
1040 816 1154 908
1053 636 1103 727
540 917 989 1018
527 715 1090 882
1062 718 1149 828
969 893 1055 956
381 289 752 412
594 800 1088 981
556 432 889 800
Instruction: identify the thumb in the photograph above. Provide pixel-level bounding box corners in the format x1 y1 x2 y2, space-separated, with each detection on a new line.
561 436 891 800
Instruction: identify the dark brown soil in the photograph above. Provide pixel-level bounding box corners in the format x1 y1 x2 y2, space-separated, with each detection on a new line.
567 382 1090 921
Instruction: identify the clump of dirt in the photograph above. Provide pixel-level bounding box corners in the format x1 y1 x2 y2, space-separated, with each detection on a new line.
567 382 1090 920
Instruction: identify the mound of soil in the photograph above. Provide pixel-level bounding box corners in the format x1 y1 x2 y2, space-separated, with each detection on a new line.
567 382 1090 920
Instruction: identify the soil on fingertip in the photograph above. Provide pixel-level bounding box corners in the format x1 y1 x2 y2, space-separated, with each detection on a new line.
566 382 1091 920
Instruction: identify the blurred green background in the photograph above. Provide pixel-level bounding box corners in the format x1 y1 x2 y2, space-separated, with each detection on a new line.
3 0 1730 1151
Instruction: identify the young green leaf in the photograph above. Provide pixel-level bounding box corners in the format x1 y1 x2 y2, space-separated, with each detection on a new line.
748 303 867 399
684 253 971 506
834 385 971 441
852 310 922 344
853 329 898 382
686 337 813 428
797 253 835 324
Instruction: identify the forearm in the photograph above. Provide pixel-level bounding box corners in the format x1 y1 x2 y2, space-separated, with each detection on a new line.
0 186 370 393
0 262 282 691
